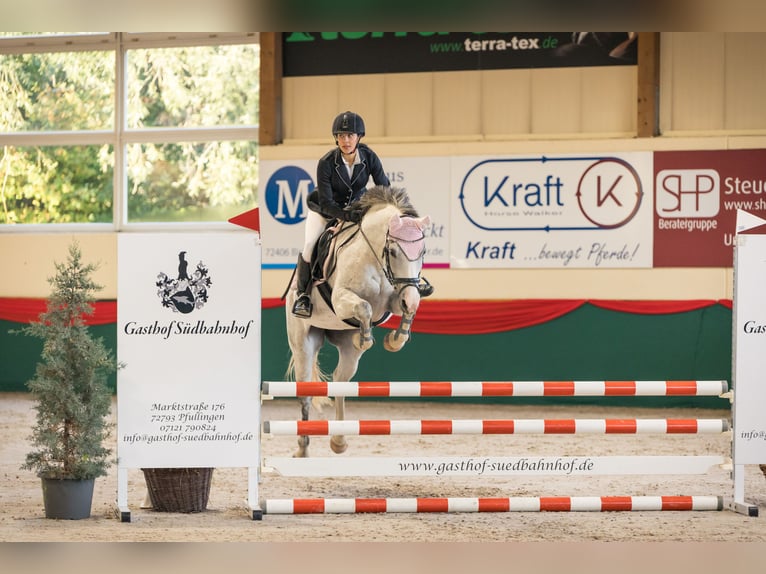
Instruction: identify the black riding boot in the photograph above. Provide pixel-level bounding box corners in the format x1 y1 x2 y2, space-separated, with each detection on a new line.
292 256 313 318
418 277 434 298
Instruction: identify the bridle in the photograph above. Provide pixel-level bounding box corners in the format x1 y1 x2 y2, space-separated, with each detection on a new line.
311 212 429 328
359 223 429 295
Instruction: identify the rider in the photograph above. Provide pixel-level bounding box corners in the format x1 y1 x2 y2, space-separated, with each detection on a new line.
293 110 434 318
292 111 390 318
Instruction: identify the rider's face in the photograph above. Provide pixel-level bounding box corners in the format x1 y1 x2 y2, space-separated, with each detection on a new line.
336 132 360 154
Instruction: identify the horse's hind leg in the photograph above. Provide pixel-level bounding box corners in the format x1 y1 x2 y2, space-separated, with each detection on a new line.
294 396 311 457
331 396 347 454
287 320 324 458
327 330 365 454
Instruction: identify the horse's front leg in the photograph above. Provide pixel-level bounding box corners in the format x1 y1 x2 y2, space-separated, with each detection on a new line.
384 285 420 352
384 309 415 352
333 287 374 351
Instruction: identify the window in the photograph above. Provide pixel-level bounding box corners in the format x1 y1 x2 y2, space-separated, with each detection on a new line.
0 32 259 229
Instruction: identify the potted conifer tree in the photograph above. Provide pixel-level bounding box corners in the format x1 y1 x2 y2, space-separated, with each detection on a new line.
17 241 119 519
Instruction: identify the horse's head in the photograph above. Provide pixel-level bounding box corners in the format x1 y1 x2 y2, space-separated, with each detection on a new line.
385 213 431 314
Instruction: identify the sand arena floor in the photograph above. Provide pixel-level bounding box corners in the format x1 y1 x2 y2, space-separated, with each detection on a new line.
2 392 766 544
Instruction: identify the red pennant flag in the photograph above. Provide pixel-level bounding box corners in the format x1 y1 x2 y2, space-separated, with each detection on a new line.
228 208 260 233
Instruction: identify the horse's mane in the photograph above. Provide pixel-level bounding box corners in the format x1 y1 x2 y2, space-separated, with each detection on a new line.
356 186 419 217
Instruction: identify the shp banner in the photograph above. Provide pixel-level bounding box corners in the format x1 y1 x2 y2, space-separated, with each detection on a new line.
653 149 766 267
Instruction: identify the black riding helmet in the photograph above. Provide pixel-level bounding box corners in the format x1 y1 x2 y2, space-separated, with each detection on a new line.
332 111 365 137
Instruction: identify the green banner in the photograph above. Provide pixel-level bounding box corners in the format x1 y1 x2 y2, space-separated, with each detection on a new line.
283 32 637 76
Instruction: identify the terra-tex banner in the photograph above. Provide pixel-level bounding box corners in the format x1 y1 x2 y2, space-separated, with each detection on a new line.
283 32 637 76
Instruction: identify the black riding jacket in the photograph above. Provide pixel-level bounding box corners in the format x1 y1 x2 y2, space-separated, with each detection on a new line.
308 143 390 220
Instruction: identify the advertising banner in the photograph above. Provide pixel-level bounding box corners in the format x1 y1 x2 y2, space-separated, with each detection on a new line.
732 210 766 465
259 157 451 268
260 149 766 270
653 149 766 267
117 232 261 468
450 152 653 268
283 32 637 76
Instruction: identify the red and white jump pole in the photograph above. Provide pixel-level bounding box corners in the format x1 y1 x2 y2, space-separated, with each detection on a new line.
264 495 724 514
263 418 729 436
263 380 727 398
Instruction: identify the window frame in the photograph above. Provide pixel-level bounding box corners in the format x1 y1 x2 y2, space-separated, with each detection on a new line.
0 32 259 233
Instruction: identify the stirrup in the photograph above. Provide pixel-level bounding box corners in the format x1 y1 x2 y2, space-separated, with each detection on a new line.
292 294 313 318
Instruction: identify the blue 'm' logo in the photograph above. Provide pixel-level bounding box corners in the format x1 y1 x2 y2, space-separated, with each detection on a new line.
264 166 314 225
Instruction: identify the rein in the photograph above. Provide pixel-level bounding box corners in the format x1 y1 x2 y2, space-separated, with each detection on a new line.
323 223 360 283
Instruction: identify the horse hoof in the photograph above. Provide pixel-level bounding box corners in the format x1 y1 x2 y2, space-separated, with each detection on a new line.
384 331 407 352
330 437 348 454
383 339 401 352
353 333 374 351
293 449 308 458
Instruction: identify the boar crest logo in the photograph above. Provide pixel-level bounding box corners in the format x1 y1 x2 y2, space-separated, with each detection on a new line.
156 251 212 314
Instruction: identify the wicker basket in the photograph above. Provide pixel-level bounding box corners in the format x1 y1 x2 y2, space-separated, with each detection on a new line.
141 467 214 513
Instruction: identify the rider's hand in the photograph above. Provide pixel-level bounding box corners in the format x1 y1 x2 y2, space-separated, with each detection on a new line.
345 208 364 223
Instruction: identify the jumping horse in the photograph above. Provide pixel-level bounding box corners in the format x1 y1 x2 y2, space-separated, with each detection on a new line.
285 186 431 457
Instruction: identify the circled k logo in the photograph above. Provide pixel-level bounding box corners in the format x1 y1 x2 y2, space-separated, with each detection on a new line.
156 251 212 314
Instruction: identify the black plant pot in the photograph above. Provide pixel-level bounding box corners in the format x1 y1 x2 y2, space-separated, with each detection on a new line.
41 477 95 519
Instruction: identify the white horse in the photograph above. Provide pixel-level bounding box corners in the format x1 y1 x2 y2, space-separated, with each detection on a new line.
285 186 431 457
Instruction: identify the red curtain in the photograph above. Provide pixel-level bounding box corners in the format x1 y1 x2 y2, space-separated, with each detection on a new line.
0 297 733 334
588 299 725 315
0 298 117 326
378 299 587 334
378 299 731 334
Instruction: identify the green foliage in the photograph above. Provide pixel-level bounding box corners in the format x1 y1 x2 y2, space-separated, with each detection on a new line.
125 45 259 222
17 242 119 479
1 145 114 224
0 42 258 224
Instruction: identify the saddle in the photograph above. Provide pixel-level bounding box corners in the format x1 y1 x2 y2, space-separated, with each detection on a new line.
308 220 343 284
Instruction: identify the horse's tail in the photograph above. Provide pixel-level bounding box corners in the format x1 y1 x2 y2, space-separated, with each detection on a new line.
285 353 333 412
